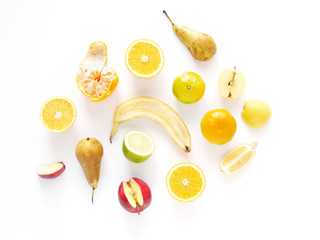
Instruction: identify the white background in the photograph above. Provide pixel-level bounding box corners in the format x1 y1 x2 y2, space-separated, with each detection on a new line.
1 0 320 239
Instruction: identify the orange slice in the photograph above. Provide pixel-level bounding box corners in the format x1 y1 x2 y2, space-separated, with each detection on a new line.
166 162 206 202
220 142 258 174
40 97 76 132
77 41 119 102
125 39 164 78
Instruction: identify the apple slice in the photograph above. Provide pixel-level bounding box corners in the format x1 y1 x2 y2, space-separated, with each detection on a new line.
36 162 66 179
218 67 246 99
118 178 152 215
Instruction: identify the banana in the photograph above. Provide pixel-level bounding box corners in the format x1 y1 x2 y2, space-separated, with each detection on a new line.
109 96 191 152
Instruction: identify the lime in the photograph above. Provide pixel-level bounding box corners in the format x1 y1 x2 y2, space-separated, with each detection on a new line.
122 131 155 163
172 72 205 104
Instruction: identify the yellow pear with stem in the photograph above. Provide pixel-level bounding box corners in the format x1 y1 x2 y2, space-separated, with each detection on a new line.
75 137 103 203
163 10 216 61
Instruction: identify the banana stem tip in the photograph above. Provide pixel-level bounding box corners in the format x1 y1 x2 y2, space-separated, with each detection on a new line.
185 146 191 152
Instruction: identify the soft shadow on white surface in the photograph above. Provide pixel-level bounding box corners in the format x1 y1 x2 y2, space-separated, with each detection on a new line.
2 1 320 239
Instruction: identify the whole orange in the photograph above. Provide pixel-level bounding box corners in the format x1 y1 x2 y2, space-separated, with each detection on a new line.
200 109 237 145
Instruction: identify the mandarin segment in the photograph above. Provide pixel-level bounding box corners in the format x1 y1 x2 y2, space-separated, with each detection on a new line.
77 68 118 101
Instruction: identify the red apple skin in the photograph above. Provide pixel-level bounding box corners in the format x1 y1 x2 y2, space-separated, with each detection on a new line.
132 178 152 212
37 162 66 179
118 178 152 214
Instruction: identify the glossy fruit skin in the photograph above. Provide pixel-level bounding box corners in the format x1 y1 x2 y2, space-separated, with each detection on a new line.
172 72 205 104
118 178 152 214
241 99 271 128
37 162 66 179
201 109 237 145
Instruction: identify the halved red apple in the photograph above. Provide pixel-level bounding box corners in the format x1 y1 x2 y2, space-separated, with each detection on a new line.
118 178 151 215
36 162 66 179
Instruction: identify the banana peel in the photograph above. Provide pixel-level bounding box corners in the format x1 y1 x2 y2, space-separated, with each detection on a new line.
110 96 191 152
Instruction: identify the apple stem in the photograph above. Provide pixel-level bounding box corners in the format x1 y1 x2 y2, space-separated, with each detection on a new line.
92 188 95 203
137 204 141 215
163 10 174 25
233 66 237 78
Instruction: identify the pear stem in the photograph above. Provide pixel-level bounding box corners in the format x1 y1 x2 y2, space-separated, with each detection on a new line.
163 10 174 25
92 188 95 203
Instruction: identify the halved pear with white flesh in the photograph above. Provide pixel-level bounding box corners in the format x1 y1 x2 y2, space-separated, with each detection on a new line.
110 96 191 152
218 67 246 99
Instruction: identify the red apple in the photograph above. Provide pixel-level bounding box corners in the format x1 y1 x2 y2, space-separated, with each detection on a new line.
36 162 66 179
118 178 152 215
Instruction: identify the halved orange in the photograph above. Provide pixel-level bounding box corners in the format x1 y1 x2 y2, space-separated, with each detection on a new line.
166 162 206 202
40 97 76 132
220 142 258 174
77 41 119 102
125 39 164 78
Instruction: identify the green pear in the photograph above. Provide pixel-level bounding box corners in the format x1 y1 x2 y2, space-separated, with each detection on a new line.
163 10 216 61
